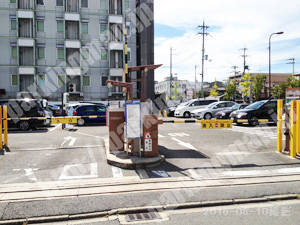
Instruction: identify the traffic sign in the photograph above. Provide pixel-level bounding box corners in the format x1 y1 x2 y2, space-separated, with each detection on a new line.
201 120 233 129
293 101 297 125
51 118 77 124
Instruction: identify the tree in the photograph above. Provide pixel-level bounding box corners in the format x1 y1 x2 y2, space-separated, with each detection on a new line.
223 79 236 101
172 81 179 100
252 74 266 100
287 76 300 88
210 78 219 98
240 73 252 102
272 83 288 99
197 90 209 98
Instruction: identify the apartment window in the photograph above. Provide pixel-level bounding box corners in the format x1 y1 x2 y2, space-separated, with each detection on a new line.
10 0 16 3
126 25 131 36
58 75 65 87
83 76 90 86
11 75 18 86
100 24 107 34
38 75 45 86
124 0 129 10
56 0 63 6
57 48 64 59
81 23 88 34
11 20 16 30
36 0 44 5
82 49 89 60
127 51 131 62
101 76 108 86
100 0 106 9
101 50 107 60
11 47 17 58
57 21 63 32
37 21 44 32
81 0 88 7
38 47 45 59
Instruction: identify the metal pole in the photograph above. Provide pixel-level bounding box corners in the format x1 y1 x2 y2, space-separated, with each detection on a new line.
277 100 283 152
0 106 2 151
170 46 172 100
269 34 272 99
201 22 205 99
195 65 197 98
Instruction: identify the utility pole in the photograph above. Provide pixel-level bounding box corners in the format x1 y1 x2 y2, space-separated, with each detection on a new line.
240 47 249 75
198 21 210 99
287 58 295 74
170 46 173 99
231 66 239 101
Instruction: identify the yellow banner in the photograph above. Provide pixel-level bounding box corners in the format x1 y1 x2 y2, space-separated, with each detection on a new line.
201 120 232 129
51 118 77 124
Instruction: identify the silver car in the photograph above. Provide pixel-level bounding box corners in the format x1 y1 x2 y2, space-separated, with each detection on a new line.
192 101 237 120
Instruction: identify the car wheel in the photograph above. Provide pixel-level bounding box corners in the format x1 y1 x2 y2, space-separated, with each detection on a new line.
183 112 190 118
77 118 85 126
19 121 30 131
249 117 259 126
204 113 212 120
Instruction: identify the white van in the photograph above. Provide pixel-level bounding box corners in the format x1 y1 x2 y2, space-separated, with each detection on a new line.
174 99 218 118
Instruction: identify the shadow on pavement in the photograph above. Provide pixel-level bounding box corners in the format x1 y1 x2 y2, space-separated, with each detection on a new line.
159 145 209 159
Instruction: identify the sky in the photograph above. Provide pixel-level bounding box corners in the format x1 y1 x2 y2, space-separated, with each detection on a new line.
154 0 300 83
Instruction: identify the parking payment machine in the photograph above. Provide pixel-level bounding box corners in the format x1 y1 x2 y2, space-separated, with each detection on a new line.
143 115 163 157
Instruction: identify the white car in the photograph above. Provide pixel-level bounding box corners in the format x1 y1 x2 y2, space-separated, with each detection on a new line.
174 99 218 118
192 101 237 120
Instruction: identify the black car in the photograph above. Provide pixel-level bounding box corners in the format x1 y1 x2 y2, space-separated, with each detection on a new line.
215 104 248 119
230 99 280 126
48 104 63 117
0 99 47 131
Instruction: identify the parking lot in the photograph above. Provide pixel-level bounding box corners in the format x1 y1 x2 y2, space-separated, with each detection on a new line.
0 119 299 185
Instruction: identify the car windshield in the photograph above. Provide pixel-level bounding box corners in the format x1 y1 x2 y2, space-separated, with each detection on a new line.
207 102 218 109
245 101 265 109
231 105 240 110
178 101 190 107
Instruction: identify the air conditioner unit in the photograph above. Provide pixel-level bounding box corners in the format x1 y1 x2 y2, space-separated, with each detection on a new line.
69 83 76 93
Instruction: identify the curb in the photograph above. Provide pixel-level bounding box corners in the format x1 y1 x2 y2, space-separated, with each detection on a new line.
104 139 165 169
0 194 298 224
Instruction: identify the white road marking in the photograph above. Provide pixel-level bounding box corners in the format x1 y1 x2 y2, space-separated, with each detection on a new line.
61 136 77 146
188 169 201 179
136 169 149 179
158 134 165 138
172 138 197 150
59 163 98 180
152 170 170 177
216 152 251 156
49 124 62 132
220 167 300 177
111 166 123 178
24 168 38 182
168 133 190 137
13 169 21 172
76 132 101 138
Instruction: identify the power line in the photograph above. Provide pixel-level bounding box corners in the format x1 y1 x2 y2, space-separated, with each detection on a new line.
240 47 249 75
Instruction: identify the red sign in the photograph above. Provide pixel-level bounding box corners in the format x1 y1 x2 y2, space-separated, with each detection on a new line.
294 101 297 125
144 132 152 139
215 123 219 128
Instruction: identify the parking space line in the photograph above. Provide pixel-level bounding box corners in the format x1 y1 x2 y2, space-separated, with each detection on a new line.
111 166 123 178
49 124 62 132
136 169 149 179
188 169 201 179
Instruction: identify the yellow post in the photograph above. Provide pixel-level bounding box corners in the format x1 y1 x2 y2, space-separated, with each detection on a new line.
163 110 168 117
3 106 8 148
277 100 283 152
158 110 162 117
297 101 300 154
0 106 3 151
290 100 297 158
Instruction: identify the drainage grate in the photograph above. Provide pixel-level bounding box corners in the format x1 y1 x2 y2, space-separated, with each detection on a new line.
125 212 162 222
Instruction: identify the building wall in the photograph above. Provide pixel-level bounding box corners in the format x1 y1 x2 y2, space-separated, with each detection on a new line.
0 0 141 101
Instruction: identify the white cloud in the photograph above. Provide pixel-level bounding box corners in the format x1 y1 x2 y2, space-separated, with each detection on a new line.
154 0 300 83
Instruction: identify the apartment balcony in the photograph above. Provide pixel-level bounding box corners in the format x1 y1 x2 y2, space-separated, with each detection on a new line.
18 0 33 10
18 38 34 47
108 15 123 24
109 68 123 77
17 10 34 19
19 66 34 75
65 13 80 21
109 42 123 50
65 40 80 48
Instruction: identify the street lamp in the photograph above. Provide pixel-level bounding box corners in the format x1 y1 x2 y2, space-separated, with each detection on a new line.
269 31 284 98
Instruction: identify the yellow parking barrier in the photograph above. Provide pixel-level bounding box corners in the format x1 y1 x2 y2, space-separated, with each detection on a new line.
290 100 297 158
277 100 283 153
297 101 300 154
3 106 8 148
237 120 248 123
158 110 162 117
0 106 3 150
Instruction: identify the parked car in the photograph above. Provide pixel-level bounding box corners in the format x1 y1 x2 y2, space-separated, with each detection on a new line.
174 99 218 118
74 104 107 126
167 102 188 117
229 99 281 126
48 104 62 117
215 104 248 119
192 101 237 120
0 99 47 131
